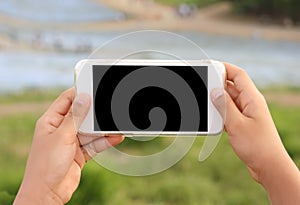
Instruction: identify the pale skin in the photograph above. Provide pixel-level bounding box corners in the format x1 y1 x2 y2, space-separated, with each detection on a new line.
13 88 124 205
211 63 300 205
14 63 300 204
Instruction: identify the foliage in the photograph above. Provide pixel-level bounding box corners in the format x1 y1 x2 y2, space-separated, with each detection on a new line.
0 88 63 104
228 0 300 23
155 0 222 7
0 90 299 204
156 0 300 23
0 191 15 205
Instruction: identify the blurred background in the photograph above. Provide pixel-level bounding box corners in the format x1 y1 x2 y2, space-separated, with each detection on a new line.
0 0 300 204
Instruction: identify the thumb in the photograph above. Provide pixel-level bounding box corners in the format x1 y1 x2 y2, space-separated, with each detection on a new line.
72 93 91 131
211 88 243 131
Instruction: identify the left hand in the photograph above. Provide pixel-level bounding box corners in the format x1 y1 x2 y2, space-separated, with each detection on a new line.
14 88 124 205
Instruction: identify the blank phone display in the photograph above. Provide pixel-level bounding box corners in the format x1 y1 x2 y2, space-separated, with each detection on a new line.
93 65 208 132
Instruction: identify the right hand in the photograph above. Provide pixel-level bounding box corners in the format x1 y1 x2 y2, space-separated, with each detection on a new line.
211 63 300 205
211 62 286 182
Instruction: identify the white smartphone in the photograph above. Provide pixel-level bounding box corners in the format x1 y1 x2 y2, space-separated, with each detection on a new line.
75 59 226 136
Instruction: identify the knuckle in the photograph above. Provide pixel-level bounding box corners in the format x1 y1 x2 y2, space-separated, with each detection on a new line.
236 68 248 78
61 88 72 98
58 88 75 104
258 92 267 104
36 114 59 133
36 115 48 128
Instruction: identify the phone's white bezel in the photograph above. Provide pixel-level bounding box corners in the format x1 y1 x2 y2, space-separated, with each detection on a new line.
75 59 225 136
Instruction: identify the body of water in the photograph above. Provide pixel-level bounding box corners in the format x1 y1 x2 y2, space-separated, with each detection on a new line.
0 1 300 93
0 0 123 22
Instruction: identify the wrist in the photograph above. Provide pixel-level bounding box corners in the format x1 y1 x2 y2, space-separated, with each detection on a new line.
252 131 289 185
14 181 63 205
258 148 300 204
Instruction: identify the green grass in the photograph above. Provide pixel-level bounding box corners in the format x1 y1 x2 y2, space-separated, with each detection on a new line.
0 89 299 205
260 85 300 93
269 104 300 161
0 87 63 104
0 114 38 205
69 136 268 205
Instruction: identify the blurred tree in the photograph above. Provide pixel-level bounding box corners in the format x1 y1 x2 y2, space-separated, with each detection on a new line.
230 0 300 24
157 0 300 24
0 191 15 205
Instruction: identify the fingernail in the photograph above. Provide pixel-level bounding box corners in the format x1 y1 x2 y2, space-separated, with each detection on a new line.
106 135 125 146
211 88 224 101
74 93 90 106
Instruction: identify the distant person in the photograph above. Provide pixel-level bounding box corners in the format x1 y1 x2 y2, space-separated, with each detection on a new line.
177 3 196 18
13 63 300 204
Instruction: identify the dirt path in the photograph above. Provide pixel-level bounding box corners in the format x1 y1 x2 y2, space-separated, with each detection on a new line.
264 92 300 107
96 0 300 42
0 102 51 117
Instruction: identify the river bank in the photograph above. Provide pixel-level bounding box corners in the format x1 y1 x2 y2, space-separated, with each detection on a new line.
96 0 300 42
1 1 300 51
0 0 300 92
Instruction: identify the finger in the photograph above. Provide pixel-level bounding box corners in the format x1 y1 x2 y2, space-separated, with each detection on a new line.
56 93 91 144
226 80 246 113
211 88 244 134
223 62 258 95
223 63 264 118
74 138 86 169
82 135 124 161
41 88 75 129
226 80 239 101
78 134 105 146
